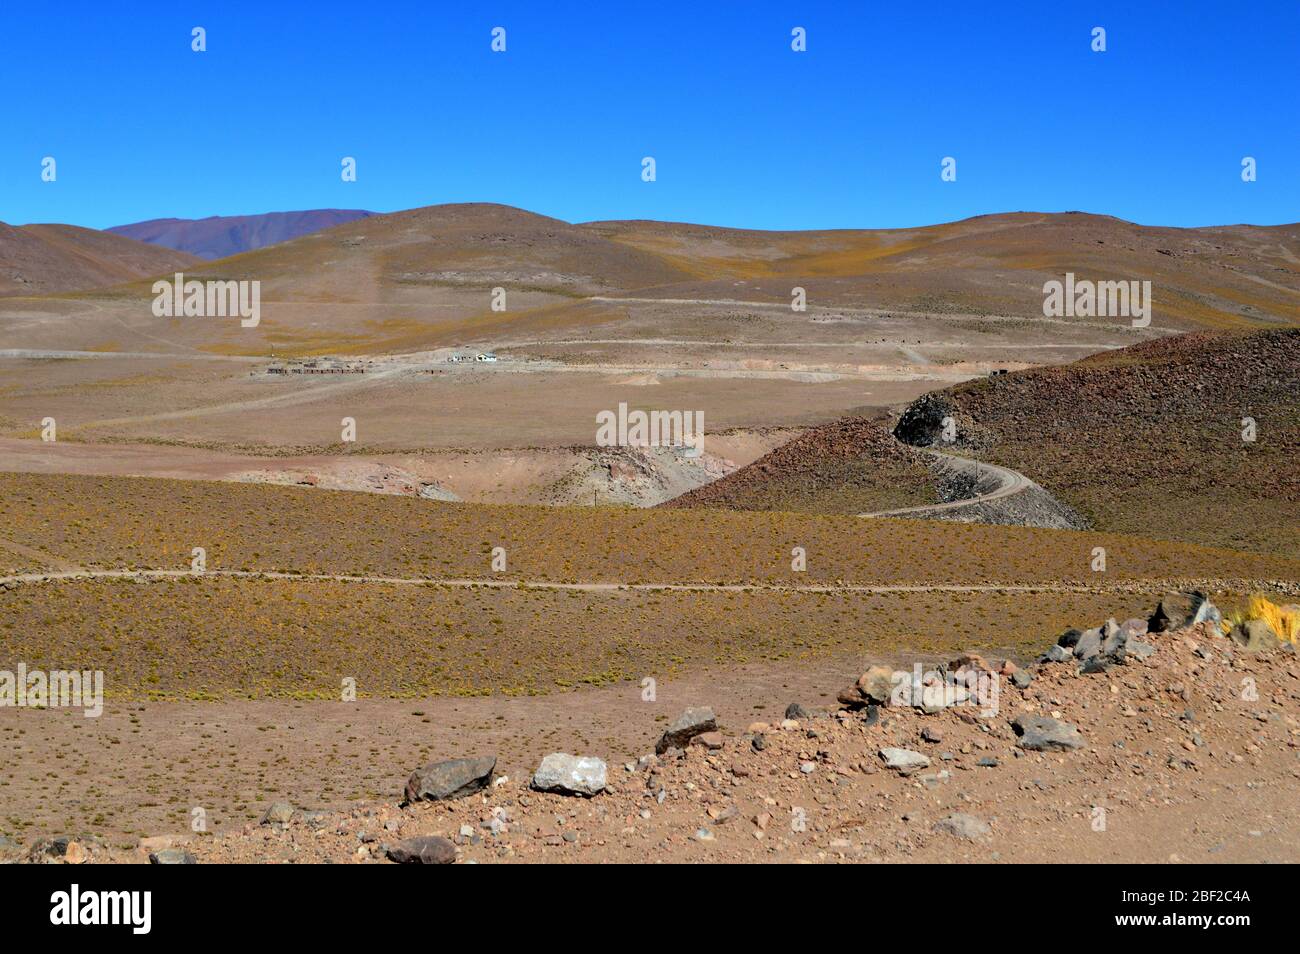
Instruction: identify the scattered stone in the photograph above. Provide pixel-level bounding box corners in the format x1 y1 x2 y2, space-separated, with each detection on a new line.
715 805 741 825
1010 669 1033 690
1073 627 1103 661
879 747 931 775
149 848 197 865
921 726 944 743
656 707 717 753
784 703 811 720
1100 619 1127 657
403 755 497 803
531 753 608 796
1149 591 1219 633
63 841 88 865
692 731 724 750
836 685 868 709
1119 617 1149 638
1012 714 1083 752
934 813 991 840
1045 644 1073 663
387 836 457 864
1056 628 1082 649
1230 619 1281 653
856 666 897 705
1120 639 1157 662
917 684 971 713
259 802 295 826
752 733 766 752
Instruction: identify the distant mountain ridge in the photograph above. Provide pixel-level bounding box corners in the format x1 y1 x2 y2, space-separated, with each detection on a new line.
108 209 375 260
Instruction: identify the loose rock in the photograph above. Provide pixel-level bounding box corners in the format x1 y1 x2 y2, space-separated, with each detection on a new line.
531 753 608 796
403 755 497 804
387 836 457 865
656 707 717 753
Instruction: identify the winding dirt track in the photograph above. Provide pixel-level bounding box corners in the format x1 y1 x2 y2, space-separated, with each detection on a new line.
859 449 1031 518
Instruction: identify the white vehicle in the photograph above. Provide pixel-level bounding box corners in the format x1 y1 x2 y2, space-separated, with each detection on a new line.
475 352 499 362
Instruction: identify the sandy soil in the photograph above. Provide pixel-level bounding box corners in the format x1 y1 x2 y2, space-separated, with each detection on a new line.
7 619 1296 864
0 429 792 506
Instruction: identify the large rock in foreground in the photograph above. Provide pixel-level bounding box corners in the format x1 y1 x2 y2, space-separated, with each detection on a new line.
656 707 717 753
1148 591 1219 633
403 756 497 804
1012 714 1083 751
387 836 457 865
1230 619 1281 653
879 747 931 774
531 753 608 796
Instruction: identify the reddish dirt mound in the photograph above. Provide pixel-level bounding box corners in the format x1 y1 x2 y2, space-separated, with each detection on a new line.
662 417 937 514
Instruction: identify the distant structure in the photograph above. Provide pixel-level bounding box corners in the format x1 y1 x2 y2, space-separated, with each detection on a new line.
262 357 370 376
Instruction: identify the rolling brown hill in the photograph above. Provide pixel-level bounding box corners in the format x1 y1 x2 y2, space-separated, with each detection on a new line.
180 203 695 301
586 212 1300 330
662 416 938 515
108 209 374 260
161 205 1300 330
892 328 1300 555
0 222 200 297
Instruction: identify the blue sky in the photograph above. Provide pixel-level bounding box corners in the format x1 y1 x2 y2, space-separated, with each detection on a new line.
2 1 1296 230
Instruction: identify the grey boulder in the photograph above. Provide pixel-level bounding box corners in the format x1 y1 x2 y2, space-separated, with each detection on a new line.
656 707 717 753
531 753 608 796
387 836 457 864
1230 619 1281 653
933 813 991 840
1012 714 1083 751
149 848 196 865
879 747 931 775
1149 591 1219 633
403 755 496 804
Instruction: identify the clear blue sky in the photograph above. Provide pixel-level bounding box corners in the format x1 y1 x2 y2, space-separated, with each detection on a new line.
3 0 1296 231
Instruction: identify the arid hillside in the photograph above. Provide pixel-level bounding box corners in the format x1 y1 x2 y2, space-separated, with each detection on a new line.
587 212 1300 330
85 205 1300 333
663 416 938 514
177 203 696 302
0 221 200 297
108 209 375 260
892 328 1300 556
